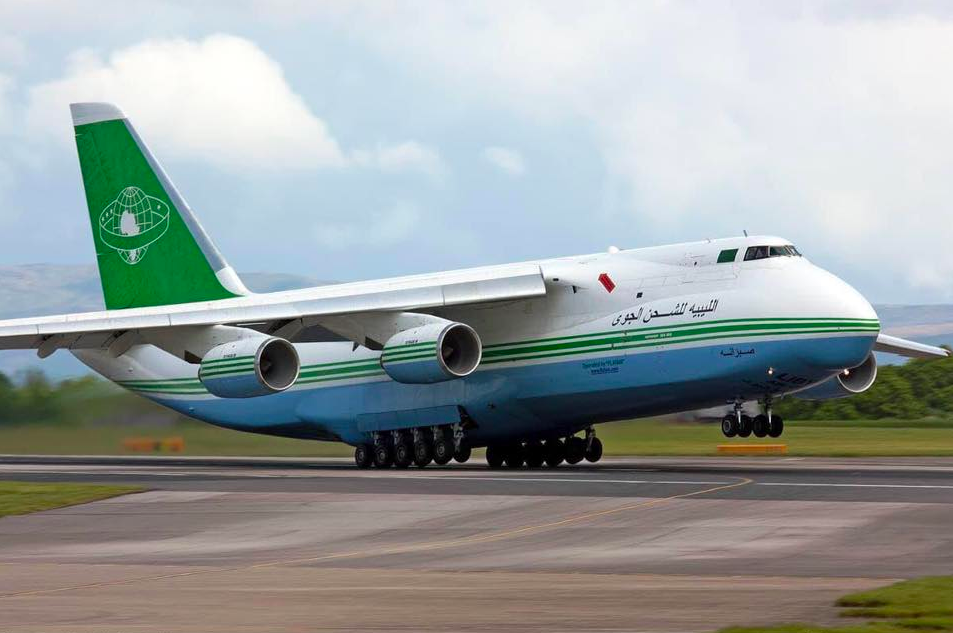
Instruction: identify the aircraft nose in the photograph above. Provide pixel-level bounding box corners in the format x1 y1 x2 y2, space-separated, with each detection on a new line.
794 265 879 369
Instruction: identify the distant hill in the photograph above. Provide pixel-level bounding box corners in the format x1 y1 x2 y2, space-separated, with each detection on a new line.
0 264 950 379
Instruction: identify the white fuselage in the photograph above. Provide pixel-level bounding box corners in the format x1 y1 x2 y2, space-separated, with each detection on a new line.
74 235 879 446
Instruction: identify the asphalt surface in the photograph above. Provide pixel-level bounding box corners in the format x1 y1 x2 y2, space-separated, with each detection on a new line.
2 455 953 632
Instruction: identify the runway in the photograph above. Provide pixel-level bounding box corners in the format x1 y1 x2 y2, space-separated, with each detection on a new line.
3 455 953 632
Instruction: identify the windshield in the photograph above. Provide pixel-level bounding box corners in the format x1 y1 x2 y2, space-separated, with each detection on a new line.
744 244 801 261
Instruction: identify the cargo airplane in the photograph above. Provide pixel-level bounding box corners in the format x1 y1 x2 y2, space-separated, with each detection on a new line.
0 103 947 468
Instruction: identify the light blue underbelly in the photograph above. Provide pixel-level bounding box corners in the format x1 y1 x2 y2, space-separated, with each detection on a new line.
152 334 875 446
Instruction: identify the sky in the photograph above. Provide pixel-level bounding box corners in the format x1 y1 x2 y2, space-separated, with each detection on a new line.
1 1 953 303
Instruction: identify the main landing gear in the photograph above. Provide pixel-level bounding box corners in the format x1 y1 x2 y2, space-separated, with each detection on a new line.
354 423 473 469
355 425 605 470
721 402 783 439
485 427 603 469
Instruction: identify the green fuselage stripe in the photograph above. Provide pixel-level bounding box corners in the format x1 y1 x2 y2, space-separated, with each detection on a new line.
117 316 879 394
481 326 877 365
202 355 256 368
484 317 879 351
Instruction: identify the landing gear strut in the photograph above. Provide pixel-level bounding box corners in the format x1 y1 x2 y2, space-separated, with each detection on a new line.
584 427 603 463
764 398 784 438
721 403 751 438
372 432 393 468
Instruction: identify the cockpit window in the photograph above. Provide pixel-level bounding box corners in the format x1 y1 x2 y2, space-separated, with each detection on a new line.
744 245 801 261
717 248 738 263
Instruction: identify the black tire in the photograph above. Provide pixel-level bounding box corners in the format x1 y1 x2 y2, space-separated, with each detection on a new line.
394 440 413 468
721 415 738 438
433 437 455 465
768 415 784 438
752 414 768 438
354 444 373 469
737 415 753 438
524 441 545 468
373 443 393 468
504 444 525 468
413 439 433 467
453 443 472 463
486 444 505 469
584 437 603 463
565 436 586 465
544 439 565 467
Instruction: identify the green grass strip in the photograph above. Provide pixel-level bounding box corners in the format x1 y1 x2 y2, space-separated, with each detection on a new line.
0 481 143 518
719 576 953 633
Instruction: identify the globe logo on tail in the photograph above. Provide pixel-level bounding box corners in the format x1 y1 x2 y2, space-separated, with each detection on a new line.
98 186 170 264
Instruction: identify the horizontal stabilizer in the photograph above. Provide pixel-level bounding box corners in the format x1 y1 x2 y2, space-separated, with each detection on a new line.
874 333 950 359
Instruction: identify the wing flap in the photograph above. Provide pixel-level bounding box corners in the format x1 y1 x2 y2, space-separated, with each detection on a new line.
874 333 950 359
0 263 546 352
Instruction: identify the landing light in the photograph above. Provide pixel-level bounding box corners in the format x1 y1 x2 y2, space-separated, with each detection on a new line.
767 367 774 376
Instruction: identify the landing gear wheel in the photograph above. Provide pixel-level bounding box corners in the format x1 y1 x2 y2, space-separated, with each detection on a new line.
354 444 373 469
453 443 472 463
721 415 738 438
752 414 768 438
433 437 455 465
393 439 413 468
768 415 784 438
737 415 753 438
544 439 565 467
565 436 586 465
413 439 433 467
584 437 603 463
373 443 393 468
504 444 525 469
486 444 505 469
524 441 545 468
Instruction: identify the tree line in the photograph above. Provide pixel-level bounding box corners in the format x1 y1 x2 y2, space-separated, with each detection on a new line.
777 352 953 419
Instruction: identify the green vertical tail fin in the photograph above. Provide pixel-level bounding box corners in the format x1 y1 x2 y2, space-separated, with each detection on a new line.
70 102 249 310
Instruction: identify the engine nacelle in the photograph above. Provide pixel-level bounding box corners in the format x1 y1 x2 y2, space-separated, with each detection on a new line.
380 321 482 384
794 352 878 401
199 336 299 398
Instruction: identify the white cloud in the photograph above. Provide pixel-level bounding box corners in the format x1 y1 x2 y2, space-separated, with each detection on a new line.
314 200 421 249
0 35 26 69
483 146 526 176
25 34 442 175
350 141 444 177
300 2 953 297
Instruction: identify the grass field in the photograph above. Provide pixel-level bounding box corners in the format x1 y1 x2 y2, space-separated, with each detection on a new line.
0 481 142 517
721 577 953 633
2 418 953 457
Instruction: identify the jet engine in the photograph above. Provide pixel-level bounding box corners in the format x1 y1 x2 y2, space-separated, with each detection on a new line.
380 321 482 384
794 352 878 400
199 336 299 398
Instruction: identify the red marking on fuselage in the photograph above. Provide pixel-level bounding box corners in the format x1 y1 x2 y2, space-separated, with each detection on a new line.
598 273 615 293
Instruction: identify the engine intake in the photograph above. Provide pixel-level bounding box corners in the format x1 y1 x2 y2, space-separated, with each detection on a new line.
794 352 878 401
199 336 299 398
381 321 482 384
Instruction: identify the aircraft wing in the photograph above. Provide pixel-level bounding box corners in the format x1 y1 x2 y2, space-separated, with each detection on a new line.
874 333 950 359
0 262 546 354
